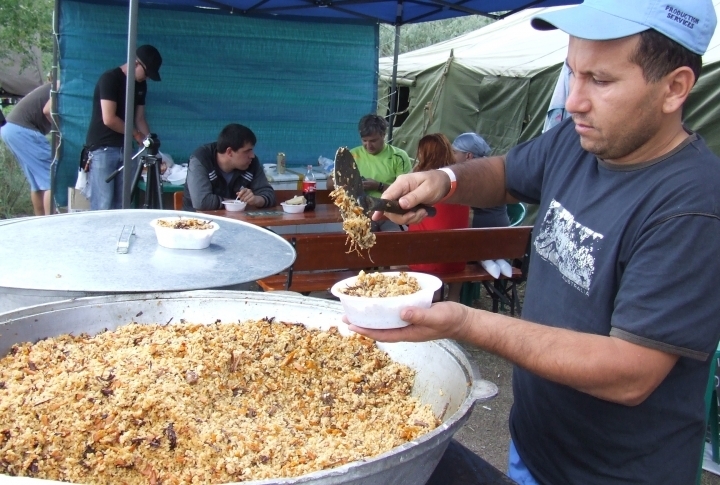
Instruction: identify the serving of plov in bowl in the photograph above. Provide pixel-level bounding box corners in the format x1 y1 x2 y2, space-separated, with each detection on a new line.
331 271 442 329
149 217 219 249
281 195 307 213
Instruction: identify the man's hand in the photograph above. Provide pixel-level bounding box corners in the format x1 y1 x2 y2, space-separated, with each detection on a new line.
132 129 145 144
373 170 452 225
347 301 472 343
235 187 255 204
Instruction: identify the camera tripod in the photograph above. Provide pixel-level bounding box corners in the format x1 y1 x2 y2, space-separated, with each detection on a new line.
129 151 163 209
105 134 164 209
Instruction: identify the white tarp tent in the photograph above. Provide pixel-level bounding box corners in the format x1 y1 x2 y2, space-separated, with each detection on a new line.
380 6 570 80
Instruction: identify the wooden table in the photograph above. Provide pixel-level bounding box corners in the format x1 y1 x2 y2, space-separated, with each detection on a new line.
199 203 342 234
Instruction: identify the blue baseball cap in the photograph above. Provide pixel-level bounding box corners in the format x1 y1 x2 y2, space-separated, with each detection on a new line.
532 0 717 55
452 133 491 158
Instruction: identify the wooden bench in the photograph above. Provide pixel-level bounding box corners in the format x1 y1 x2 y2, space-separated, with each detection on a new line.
256 226 532 314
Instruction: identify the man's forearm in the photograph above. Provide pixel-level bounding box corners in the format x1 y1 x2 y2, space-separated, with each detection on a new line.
449 155 517 207
461 309 677 405
135 120 150 138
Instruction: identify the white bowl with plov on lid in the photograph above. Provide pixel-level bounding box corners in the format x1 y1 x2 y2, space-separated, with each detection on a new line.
149 217 219 249
331 271 442 329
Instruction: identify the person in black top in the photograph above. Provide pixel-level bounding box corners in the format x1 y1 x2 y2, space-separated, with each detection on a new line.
451 133 509 228
182 123 275 211
84 44 162 210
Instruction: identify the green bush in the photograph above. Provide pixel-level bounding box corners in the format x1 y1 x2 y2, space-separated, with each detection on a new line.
0 138 34 219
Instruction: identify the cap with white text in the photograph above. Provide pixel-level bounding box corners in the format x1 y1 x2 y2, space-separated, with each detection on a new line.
532 0 717 55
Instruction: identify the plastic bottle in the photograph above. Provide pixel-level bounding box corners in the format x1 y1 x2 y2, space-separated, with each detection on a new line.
302 165 316 212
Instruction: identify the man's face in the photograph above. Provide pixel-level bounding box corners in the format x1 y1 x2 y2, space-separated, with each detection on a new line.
228 142 255 170
134 60 148 82
361 132 385 155
565 35 667 164
452 149 472 164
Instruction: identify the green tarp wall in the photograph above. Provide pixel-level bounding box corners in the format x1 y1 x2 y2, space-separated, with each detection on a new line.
56 0 378 205
388 58 561 158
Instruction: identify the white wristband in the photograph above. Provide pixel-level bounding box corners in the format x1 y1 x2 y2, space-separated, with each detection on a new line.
436 167 457 203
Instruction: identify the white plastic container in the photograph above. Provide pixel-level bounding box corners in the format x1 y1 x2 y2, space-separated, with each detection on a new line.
331 271 442 329
149 217 219 249
221 200 247 212
281 202 307 213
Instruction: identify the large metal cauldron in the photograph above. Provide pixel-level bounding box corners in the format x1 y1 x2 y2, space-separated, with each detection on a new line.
0 291 498 485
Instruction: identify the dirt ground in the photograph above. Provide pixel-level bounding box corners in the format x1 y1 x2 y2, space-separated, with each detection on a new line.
452 284 720 485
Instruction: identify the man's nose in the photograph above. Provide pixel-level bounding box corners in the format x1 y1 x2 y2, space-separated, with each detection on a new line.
564 78 588 114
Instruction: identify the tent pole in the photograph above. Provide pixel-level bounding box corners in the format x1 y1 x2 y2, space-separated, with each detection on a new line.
388 1 402 143
122 0 139 209
49 0 60 214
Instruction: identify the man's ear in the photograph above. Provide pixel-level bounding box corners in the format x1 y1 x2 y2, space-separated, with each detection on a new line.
663 66 695 114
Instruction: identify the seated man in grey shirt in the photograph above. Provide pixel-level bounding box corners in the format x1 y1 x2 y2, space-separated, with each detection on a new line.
182 123 275 211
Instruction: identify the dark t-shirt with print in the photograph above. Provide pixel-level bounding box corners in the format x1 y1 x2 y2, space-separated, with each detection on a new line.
505 118 720 485
85 67 147 148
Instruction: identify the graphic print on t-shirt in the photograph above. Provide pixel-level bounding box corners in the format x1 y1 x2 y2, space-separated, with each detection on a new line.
534 199 603 295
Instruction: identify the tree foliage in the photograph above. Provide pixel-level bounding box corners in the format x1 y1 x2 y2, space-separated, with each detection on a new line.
379 15 495 57
0 0 54 73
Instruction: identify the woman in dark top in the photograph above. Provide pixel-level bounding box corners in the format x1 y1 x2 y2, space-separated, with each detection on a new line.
451 133 510 228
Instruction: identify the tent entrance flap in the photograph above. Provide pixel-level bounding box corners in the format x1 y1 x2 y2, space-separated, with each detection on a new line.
474 76 530 155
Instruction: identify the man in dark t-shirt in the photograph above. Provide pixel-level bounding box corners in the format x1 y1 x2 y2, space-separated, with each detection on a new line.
84 44 162 210
349 1 720 484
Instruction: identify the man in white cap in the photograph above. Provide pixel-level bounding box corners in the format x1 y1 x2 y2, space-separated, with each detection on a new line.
362 1 720 483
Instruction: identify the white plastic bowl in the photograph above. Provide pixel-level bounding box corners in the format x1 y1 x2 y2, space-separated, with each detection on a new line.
330 271 443 329
281 202 307 214
221 200 247 212
149 217 219 250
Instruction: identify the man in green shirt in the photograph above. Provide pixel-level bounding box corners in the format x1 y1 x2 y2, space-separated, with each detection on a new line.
330 114 411 230
350 114 411 198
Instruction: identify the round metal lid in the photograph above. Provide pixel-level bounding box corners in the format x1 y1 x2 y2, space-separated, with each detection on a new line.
0 210 295 294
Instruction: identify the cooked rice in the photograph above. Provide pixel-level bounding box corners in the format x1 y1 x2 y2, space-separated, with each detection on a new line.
0 319 437 484
329 186 375 256
339 271 421 298
156 218 213 230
